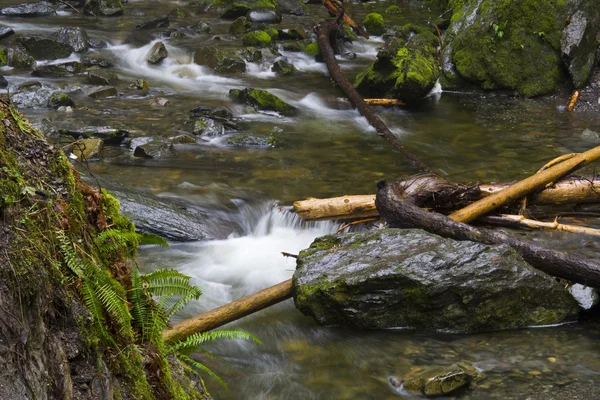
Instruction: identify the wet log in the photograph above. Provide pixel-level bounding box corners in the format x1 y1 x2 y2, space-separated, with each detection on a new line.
163 279 293 343
340 98 406 106
294 175 600 221
376 179 600 288
447 145 600 223
315 9 430 172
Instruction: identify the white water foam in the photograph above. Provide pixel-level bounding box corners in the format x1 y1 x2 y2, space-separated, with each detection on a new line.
173 206 338 314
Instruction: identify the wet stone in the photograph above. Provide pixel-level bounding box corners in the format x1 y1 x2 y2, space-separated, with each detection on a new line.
0 75 7 88
191 21 211 34
55 126 128 144
81 56 112 68
9 47 36 70
146 41 168 64
221 4 251 20
17 35 73 60
88 70 118 86
136 15 170 30
71 138 104 160
32 62 85 77
0 1 56 17
87 86 118 99
130 79 149 90
52 27 89 53
272 59 296 75
133 139 175 159
84 0 124 17
0 27 15 41
47 93 75 109
394 363 479 396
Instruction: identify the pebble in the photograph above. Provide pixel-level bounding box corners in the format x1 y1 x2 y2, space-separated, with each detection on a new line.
65 106 73 113
547 357 557 363
528 370 542 376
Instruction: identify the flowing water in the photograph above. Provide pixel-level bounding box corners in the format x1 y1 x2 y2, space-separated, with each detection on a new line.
3 0 600 398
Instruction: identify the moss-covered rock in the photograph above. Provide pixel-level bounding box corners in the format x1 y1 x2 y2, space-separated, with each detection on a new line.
229 87 298 115
271 59 296 75
303 42 320 57
293 229 579 333
243 30 272 47
229 16 251 34
441 0 594 96
0 46 6 66
220 3 251 19
363 13 384 36
193 46 246 74
385 5 401 14
47 92 75 109
83 0 124 16
355 25 440 101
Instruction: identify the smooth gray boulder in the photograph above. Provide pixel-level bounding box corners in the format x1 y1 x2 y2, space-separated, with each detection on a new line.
0 1 56 17
294 229 579 333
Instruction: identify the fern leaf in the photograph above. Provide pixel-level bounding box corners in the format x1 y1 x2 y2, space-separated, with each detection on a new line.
171 330 261 353
95 282 131 332
177 354 228 390
138 233 169 247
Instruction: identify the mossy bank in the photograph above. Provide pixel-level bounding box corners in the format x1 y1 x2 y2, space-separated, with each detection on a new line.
0 99 207 399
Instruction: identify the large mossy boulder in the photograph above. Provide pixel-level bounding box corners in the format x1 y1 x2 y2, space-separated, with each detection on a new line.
229 87 298 115
355 25 440 101
193 46 246 74
442 0 600 95
293 229 579 333
17 35 73 60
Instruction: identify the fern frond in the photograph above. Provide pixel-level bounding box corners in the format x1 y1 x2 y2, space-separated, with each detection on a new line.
95 229 140 259
177 354 228 390
171 330 261 354
143 268 202 301
138 233 169 247
81 280 110 340
95 282 131 332
56 230 85 278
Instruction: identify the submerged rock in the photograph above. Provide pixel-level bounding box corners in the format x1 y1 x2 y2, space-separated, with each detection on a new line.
54 126 128 144
88 70 118 86
193 46 246 74
84 0 124 16
17 35 73 60
52 27 89 53
293 229 579 333
355 25 440 101
272 59 296 75
0 27 15 40
189 106 236 128
229 87 298 116
146 41 168 64
136 15 170 30
0 1 56 17
133 139 175 159
87 86 118 98
392 363 479 396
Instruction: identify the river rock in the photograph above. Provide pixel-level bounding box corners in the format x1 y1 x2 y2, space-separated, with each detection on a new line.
84 0 124 17
275 0 305 16
272 59 296 75
81 56 112 68
130 79 149 90
146 41 168 64
88 70 118 85
52 27 89 53
133 139 175 159
54 126 128 144
193 46 246 74
293 229 579 333
71 138 104 160
17 35 73 60
47 93 75 109
136 15 170 30
192 118 224 137
229 16 251 34
355 25 439 101
11 82 53 108
229 87 298 116
561 6 600 88
0 76 7 88
441 0 598 95
363 13 384 36
87 86 118 98
189 106 237 131
32 61 85 77
0 1 56 17
8 47 35 69
0 27 15 40
247 8 282 24
392 363 479 396
226 133 272 147
569 284 599 310
278 26 308 40
190 21 211 34
220 4 251 20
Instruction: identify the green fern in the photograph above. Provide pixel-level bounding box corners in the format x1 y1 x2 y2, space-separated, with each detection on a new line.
95 229 140 260
139 233 169 247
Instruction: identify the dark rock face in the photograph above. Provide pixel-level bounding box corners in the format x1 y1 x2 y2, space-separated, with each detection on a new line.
0 27 15 40
136 15 170 30
247 8 282 23
52 27 90 53
193 46 246 74
272 59 296 75
294 229 579 333
220 4 251 20
17 35 74 60
275 0 305 16
0 1 56 17
146 41 168 64
84 0 124 16
133 139 175 159
54 126 128 144
7 47 35 69
87 70 118 86
355 25 440 101
561 5 600 88
0 76 7 88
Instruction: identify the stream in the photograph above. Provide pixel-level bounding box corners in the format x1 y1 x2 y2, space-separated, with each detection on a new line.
3 0 600 398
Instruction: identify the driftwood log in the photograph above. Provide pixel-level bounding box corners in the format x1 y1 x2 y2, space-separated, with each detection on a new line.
376 179 600 288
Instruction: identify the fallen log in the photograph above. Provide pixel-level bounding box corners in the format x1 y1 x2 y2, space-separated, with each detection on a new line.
340 98 406 106
316 9 430 172
163 279 293 343
480 214 600 236
376 179 600 288
294 175 600 221
447 145 600 223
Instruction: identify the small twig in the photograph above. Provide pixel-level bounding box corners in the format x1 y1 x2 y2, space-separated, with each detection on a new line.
281 252 298 259
336 217 378 233
58 0 80 13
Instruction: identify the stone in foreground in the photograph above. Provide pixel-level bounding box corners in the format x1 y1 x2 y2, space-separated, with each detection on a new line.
391 363 480 397
293 229 578 333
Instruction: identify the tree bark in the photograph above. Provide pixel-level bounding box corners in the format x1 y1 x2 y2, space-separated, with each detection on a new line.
375 179 600 288
294 175 600 221
163 279 293 343
315 10 430 172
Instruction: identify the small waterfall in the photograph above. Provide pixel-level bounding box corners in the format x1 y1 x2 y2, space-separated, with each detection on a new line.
171 204 339 318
